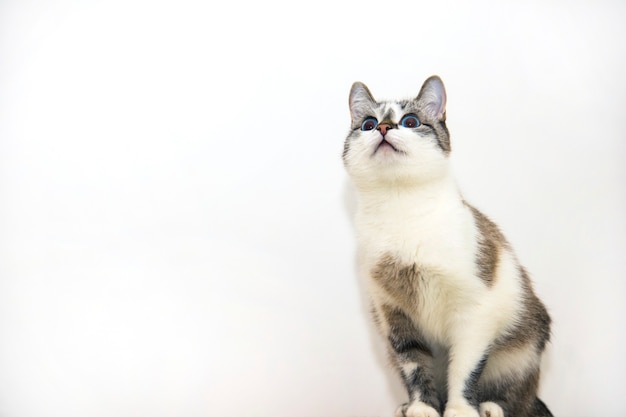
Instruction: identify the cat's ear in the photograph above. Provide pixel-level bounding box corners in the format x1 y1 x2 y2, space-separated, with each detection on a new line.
417 76 447 122
349 82 376 122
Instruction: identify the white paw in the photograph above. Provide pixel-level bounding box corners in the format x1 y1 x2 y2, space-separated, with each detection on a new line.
396 401 441 417
479 402 504 417
443 403 479 417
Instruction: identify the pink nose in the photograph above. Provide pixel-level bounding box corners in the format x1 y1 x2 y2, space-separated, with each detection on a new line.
377 123 392 136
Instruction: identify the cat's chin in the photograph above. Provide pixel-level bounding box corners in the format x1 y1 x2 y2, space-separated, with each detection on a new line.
374 139 402 156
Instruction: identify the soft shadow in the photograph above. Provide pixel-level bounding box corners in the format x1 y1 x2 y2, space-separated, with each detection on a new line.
342 180 407 407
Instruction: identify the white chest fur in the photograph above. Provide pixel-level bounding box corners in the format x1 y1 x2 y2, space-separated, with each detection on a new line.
355 177 476 278
353 177 518 346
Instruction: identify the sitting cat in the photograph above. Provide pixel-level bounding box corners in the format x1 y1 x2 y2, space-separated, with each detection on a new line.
342 75 553 417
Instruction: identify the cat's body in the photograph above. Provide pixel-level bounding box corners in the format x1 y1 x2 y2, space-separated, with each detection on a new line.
343 76 552 417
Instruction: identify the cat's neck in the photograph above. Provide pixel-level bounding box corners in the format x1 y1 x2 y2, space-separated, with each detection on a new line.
355 172 461 216
353 172 468 267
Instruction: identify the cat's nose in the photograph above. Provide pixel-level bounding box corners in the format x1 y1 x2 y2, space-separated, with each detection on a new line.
377 122 393 136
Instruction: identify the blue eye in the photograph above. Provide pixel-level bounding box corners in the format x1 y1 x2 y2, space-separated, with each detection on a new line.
400 114 420 128
361 117 378 131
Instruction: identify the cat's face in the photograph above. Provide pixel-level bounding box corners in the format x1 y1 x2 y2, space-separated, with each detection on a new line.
343 76 451 188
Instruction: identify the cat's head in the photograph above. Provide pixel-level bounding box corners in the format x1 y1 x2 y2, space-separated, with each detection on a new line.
343 76 451 189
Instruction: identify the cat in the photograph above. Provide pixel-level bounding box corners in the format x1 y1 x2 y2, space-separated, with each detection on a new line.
342 75 553 417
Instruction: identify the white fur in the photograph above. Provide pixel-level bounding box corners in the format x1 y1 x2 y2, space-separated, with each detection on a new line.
479 402 504 417
481 342 539 382
402 362 420 378
399 402 441 417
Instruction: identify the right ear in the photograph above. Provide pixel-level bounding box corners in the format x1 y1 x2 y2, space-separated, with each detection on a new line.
349 82 376 123
416 75 447 122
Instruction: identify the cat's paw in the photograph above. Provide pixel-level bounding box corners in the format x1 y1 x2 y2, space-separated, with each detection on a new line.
443 403 480 417
479 402 503 417
396 401 441 417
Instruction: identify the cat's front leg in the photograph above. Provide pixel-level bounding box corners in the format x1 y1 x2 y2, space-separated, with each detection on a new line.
382 305 442 417
443 326 493 417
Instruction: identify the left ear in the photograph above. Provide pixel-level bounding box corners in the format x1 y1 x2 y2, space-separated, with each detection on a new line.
349 81 376 123
417 75 447 121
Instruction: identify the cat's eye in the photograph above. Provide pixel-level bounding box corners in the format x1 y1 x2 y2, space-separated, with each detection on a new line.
361 117 378 131
400 114 420 128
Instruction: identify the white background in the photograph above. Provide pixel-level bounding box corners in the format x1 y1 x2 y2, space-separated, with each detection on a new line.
1 1 625 416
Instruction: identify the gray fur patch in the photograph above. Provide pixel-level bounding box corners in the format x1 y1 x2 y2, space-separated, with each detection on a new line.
381 304 441 412
380 107 396 126
382 304 432 357
431 122 451 154
494 266 551 351
464 354 488 407
477 365 549 417
480 270 552 417
399 99 450 154
480 267 552 416
465 204 508 286
371 254 423 311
